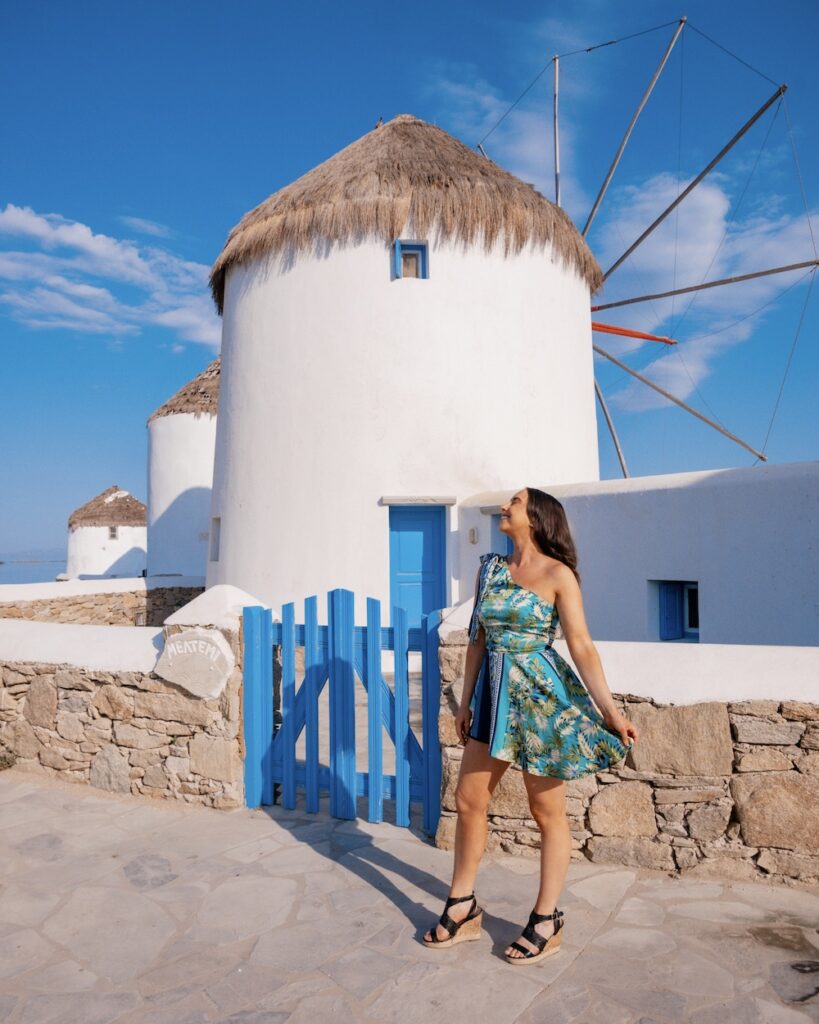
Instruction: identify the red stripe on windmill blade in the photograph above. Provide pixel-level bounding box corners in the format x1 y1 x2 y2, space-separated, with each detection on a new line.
591 321 677 345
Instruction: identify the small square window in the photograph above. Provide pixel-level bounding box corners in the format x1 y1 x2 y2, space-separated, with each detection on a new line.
656 580 699 641
393 240 429 279
108 525 118 540
402 251 420 278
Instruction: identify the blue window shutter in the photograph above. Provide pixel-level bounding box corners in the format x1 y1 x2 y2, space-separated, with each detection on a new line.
419 244 429 278
393 239 402 278
659 582 684 640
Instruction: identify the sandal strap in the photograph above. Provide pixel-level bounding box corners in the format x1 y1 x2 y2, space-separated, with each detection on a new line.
427 895 478 942
529 908 563 925
520 923 549 952
509 940 538 959
519 907 564 951
437 910 460 936
444 893 476 908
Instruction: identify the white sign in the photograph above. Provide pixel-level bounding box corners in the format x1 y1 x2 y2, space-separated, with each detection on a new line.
155 628 235 699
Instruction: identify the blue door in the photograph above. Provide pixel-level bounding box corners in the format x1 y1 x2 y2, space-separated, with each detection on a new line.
389 507 447 628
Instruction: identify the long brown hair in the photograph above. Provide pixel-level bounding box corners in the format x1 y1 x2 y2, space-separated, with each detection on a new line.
525 487 581 584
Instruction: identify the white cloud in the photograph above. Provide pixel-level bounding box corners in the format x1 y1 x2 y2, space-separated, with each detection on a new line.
118 215 173 238
593 173 818 411
0 204 220 349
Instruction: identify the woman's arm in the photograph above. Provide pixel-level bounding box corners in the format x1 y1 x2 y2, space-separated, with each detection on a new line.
554 565 638 748
455 567 487 744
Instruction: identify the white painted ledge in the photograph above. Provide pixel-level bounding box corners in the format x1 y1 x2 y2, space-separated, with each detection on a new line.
0 620 162 673
0 575 205 603
166 584 274 631
439 601 819 705
572 639 819 706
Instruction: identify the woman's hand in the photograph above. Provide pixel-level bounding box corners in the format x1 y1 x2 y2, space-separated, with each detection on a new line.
602 707 639 751
454 705 472 746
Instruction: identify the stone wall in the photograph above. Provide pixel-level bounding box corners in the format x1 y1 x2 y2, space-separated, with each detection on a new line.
0 586 203 627
436 630 819 889
0 629 242 808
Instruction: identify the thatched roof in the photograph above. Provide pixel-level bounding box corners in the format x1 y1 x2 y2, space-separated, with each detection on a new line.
210 114 602 313
148 357 221 424
68 486 146 530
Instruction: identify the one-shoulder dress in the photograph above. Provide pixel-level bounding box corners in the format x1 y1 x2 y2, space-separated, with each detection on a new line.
467 552 629 779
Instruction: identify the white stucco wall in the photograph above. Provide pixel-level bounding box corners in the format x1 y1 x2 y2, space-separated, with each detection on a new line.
208 237 598 621
66 525 147 579
147 412 217 578
464 461 819 646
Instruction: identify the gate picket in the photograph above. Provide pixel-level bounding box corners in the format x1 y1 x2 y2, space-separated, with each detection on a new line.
242 588 441 835
329 589 356 820
281 602 297 810
421 611 443 835
241 606 273 808
393 605 410 828
366 597 384 824
304 596 320 814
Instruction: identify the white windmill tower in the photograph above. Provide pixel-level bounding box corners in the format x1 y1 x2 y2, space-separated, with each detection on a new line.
146 357 220 579
206 114 603 621
66 485 146 579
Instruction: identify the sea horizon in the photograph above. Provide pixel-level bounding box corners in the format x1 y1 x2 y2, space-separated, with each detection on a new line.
0 549 66 585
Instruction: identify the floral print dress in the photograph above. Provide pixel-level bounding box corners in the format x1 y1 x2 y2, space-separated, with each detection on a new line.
467 552 629 779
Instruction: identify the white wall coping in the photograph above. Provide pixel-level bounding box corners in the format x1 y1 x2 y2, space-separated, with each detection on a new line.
439 601 819 704
467 458 819 512
378 496 458 506
0 620 162 673
0 575 205 604
166 584 275 631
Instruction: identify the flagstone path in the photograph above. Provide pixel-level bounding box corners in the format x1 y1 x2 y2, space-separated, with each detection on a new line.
0 768 817 1023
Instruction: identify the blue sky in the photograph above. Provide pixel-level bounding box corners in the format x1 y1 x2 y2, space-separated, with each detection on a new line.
3 0 818 554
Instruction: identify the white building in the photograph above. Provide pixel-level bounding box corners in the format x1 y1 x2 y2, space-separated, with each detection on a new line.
66 486 147 579
207 113 603 623
464 460 819 647
147 358 219 580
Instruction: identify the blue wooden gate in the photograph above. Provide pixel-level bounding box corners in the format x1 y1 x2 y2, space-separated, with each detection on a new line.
242 589 442 835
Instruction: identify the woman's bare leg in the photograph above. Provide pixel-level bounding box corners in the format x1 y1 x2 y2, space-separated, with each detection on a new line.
424 739 509 941
504 772 570 958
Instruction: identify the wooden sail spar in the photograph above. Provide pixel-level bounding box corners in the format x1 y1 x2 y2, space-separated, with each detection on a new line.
591 259 819 311
582 18 687 237
602 84 787 281
592 322 676 345
593 344 767 461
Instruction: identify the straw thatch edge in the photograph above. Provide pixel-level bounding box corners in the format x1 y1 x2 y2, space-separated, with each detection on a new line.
68 486 147 530
148 357 221 424
210 114 602 313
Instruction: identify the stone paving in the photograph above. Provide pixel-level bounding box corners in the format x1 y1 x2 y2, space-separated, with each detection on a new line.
1 768 818 1024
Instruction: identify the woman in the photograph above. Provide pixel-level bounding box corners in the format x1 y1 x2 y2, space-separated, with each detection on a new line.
423 487 639 964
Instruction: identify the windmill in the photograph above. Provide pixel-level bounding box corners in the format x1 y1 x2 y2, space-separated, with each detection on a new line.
476 16 818 477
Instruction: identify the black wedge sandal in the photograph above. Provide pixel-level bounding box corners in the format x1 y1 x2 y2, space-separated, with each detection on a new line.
422 892 483 948
504 907 565 965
